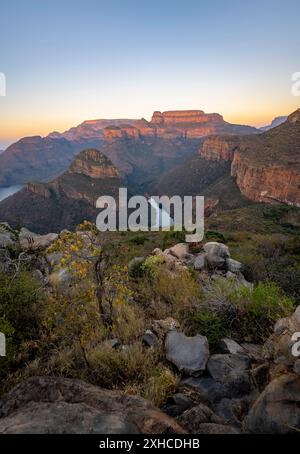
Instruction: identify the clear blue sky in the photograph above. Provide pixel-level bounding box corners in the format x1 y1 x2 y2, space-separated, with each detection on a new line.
1 0 300 147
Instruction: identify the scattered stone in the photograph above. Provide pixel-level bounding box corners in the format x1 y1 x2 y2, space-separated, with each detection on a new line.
226 258 243 273
19 228 58 251
206 253 225 269
263 305 300 366
0 377 186 434
203 242 230 259
178 403 224 432
168 243 189 260
207 354 251 397
107 339 121 349
219 338 246 355
165 331 209 376
180 376 231 404
240 343 263 362
142 330 158 347
163 393 193 417
193 253 207 271
245 373 300 434
216 397 249 427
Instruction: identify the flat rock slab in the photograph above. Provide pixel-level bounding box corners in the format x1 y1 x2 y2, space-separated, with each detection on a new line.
166 331 209 376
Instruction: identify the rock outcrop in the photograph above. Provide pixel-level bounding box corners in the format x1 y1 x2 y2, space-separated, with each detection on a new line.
0 149 122 233
199 108 300 207
0 377 186 434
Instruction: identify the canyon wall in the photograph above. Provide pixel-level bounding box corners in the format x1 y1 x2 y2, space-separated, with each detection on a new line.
199 110 300 207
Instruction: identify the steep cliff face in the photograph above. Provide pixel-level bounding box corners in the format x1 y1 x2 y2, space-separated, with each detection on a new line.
199 108 300 207
231 152 300 206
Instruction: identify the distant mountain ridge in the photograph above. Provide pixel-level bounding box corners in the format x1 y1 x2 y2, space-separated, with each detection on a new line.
0 109 259 187
260 116 288 131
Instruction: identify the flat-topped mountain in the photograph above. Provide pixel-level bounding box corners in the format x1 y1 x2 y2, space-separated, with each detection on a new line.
0 149 122 233
0 110 258 187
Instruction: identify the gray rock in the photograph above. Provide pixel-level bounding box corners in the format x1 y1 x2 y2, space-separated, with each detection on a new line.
194 253 207 271
19 228 58 251
142 330 158 347
0 376 186 434
206 253 225 269
166 331 209 376
245 373 300 434
226 258 243 273
179 403 224 432
263 305 300 366
168 243 189 260
207 354 251 397
219 338 246 355
180 376 232 403
107 339 121 349
163 393 193 417
216 397 250 427
203 242 230 259
251 363 270 390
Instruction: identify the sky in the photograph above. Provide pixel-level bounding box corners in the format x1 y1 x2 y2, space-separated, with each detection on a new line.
0 0 300 148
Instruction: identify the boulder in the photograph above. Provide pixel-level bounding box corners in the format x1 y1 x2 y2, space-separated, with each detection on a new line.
206 253 225 269
0 376 186 434
165 331 209 376
207 354 251 397
203 242 230 259
263 305 300 366
194 253 207 271
180 376 232 404
142 330 158 347
168 243 189 260
226 258 243 274
219 338 246 355
163 393 193 417
245 373 300 434
19 228 58 251
178 403 224 432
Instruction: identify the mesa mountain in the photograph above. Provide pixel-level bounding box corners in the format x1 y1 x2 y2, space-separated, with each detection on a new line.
157 108 300 210
0 110 257 187
1 109 300 233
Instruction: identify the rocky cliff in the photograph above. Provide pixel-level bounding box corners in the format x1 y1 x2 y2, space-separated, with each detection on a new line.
199 108 300 207
0 149 122 233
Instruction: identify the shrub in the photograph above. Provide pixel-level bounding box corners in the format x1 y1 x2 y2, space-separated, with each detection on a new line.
196 278 294 344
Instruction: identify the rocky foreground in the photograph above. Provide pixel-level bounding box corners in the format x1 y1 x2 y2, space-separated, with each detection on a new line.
0 223 299 434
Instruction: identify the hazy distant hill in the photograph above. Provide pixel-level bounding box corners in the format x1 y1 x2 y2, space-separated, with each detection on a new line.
260 115 287 131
